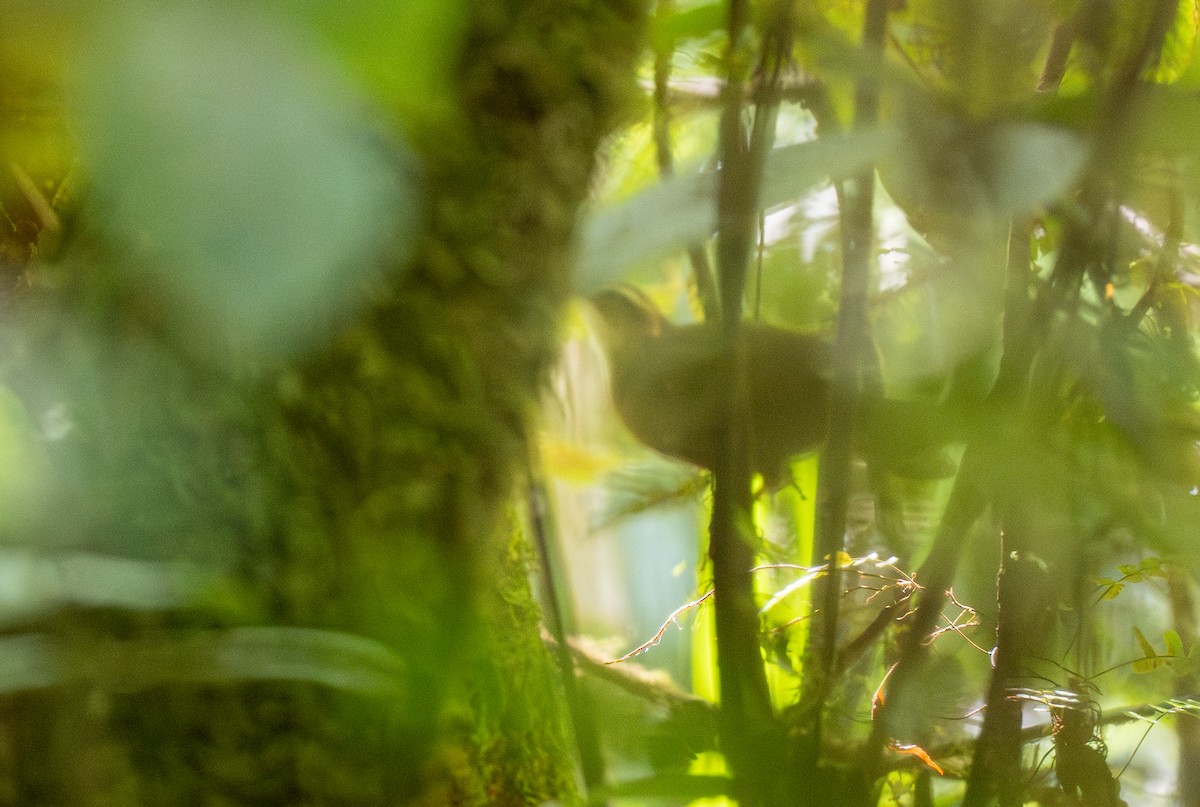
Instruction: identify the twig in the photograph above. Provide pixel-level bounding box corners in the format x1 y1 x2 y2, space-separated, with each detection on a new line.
835 592 907 677
605 590 714 664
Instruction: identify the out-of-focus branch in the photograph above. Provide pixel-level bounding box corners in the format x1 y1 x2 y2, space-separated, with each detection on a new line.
1037 22 1075 93
542 629 717 714
707 0 793 799
805 0 891 788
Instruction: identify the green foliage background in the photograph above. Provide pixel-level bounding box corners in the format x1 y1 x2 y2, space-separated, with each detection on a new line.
5 0 1200 806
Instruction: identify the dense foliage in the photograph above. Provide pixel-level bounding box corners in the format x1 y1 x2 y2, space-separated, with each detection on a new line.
3 1 1200 806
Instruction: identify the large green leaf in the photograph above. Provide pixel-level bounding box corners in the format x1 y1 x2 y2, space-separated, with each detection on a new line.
882 118 1087 241
0 551 216 627
74 4 419 354
0 627 407 696
576 128 898 290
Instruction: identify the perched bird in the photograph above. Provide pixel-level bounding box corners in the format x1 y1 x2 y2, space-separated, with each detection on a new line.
589 286 958 481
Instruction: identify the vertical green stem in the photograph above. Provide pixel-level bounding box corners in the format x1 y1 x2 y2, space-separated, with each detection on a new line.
707 0 792 800
808 0 889 755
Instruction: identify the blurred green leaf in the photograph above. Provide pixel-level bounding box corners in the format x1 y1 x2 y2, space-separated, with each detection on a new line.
0 550 218 626
595 772 731 803
883 118 1087 241
0 385 50 530
0 627 407 696
1164 628 1185 658
577 128 897 290
74 4 418 354
1149 0 1199 83
651 2 723 49
296 0 469 128
986 123 1089 212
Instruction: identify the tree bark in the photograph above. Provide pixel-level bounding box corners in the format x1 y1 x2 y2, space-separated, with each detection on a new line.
0 1 648 804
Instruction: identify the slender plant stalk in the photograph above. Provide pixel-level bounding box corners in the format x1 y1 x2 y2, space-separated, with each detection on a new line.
1168 569 1200 806
804 0 890 764
709 0 771 794
525 453 608 796
961 222 1035 807
707 0 793 800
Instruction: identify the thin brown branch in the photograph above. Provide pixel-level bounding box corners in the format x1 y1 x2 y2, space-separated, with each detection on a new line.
834 592 906 676
605 589 714 665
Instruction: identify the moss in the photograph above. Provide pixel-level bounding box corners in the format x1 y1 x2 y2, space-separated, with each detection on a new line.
0 0 649 804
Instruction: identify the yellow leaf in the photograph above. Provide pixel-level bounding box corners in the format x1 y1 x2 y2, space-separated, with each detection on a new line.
540 439 618 483
1099 582 1124 601
1133 656 1166 673
1133 626 1166 673
1134 626 1157 656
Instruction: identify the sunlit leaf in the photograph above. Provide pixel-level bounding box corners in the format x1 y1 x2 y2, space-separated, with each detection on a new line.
1133 626 1167 673
1135 625 1158 656
1165 629 1186 659
1142 557 1168 576
1150 0 1199 83
652 2 723 49
1132 656 1165 674
74 4 418 354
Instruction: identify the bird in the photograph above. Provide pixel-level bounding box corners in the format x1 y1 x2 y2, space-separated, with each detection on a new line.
588 286 959 481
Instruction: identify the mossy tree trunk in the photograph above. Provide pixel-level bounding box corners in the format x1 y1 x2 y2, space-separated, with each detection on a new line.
0 1 647 805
